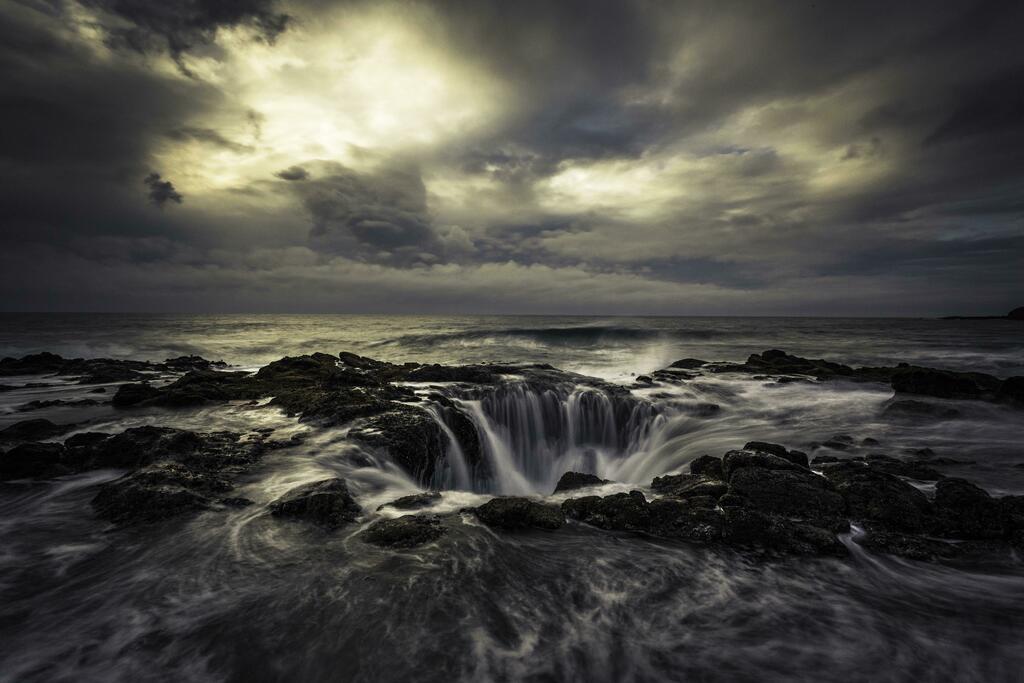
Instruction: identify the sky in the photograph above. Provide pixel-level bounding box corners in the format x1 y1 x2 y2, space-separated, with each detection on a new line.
1 0 1022 316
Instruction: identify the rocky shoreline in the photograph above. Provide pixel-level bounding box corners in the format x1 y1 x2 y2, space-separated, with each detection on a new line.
1 348 1022 566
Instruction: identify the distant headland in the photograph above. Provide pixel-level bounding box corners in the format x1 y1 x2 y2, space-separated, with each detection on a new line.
942 307 1024 320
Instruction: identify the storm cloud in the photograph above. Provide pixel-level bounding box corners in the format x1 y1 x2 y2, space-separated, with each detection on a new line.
0 0 1021 314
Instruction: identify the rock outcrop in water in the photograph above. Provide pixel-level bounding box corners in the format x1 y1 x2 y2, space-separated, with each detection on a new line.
268 478 362 529
359 515 446 547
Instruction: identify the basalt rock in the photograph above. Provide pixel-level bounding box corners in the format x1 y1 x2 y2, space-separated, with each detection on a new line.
721 449 807 480
0 418 73 443
882 399 961 420
562 491 650 531
553 471 610 493
92 464 215 524
112 383 164 407
891 367 999 400
688 454 723 479
721 507 847 557
933 478 1008 539
647 497 724 543
821 461 932 533
650 474 728 501
474 497 565 530
16 398 102 412
0 442 67 480
743 441 809 469
726 466 848 532
359 515 446 548
378 491 442 511
349 407 448 484
856 530 960 561
269 478 361 529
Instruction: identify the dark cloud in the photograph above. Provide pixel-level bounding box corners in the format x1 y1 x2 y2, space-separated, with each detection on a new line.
286 162 441 265
1 0 1023 314
143 173 183 207
275 165 309 181
84 0 289 69
166 126 253 153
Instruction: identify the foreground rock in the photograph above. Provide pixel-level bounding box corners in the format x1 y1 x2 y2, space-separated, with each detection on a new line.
93 463 231 524
473 497 565 530
268 478 361 529
359 515 446 548
0 418 74 444
553 471 610 493
378 491 442 511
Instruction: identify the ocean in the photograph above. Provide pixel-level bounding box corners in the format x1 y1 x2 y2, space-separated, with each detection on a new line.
1 314 1023 681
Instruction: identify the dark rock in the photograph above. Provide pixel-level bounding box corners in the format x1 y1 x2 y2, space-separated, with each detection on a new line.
647 497 724 543
669 358 708 369
359 515 446 548
0 442 67 479
882 399 961 420
721 449 806 480
634 375 653 385
154 370 257 407
76 367 149 384
821 440 851 451
822 461 932 533
689 455 723 479
16 398 101 412
553 471 610 493
1009 307 1024 320
866 458 944 481
743 441 809 468
112 383 163 407
0 352 66 376
856 530 960 561
91 462 230 524
861 437 880 446
349 407 448 484
219 497 255 507
998 376 1024 405
88 387 107 394
474 497 565 530
811 455 841 465
721 507 846 557
650 474 728 501
891 367 996 400
163 356 227 372
403 364 500 384
268 478 361 529
727 467 847 531
562 491 650 531
377 491 442 511
0 418 72 442
933 478 1007 539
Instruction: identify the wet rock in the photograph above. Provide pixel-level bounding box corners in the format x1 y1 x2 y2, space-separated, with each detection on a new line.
269 478 361 529
743 441 809 469
891 367 997 400
0 352 67 376
647 498 724 543
634 375 653 385
553 471 610 493
669 358 707 369
721 507 846 557
811 455 841 465
863 456 944 481
349 407 448 483
154 370 258 406
359 515 446 548
650 474 728 501
163 356 227 372
16 398 101 412
856 530 960 561
882 399 961 420
861 437 880 446
822 461 932 533
689 455 723 479
219 497 255 507
998 376 1024 405
271 386 393 425
112 383 163 407
721 449 806 480
474 497 565 530
0 442 66 480
933 478 1007 539
403 364 500 384
91 462 231 524
727 467 847 532
562 491 650 532
377 491 442 511
0 418 72 442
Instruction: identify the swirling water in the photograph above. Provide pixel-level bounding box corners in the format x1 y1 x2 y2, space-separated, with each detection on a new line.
1 314 1023 682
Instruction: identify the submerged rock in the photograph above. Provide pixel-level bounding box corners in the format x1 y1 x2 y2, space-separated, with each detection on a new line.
473 497 565 530
0 442 66 480
0 418 73 443
562 491 650 531
378 491 442 511
269 478 362 529
92 462 230 524
553 471 610 493
359 515 446 548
